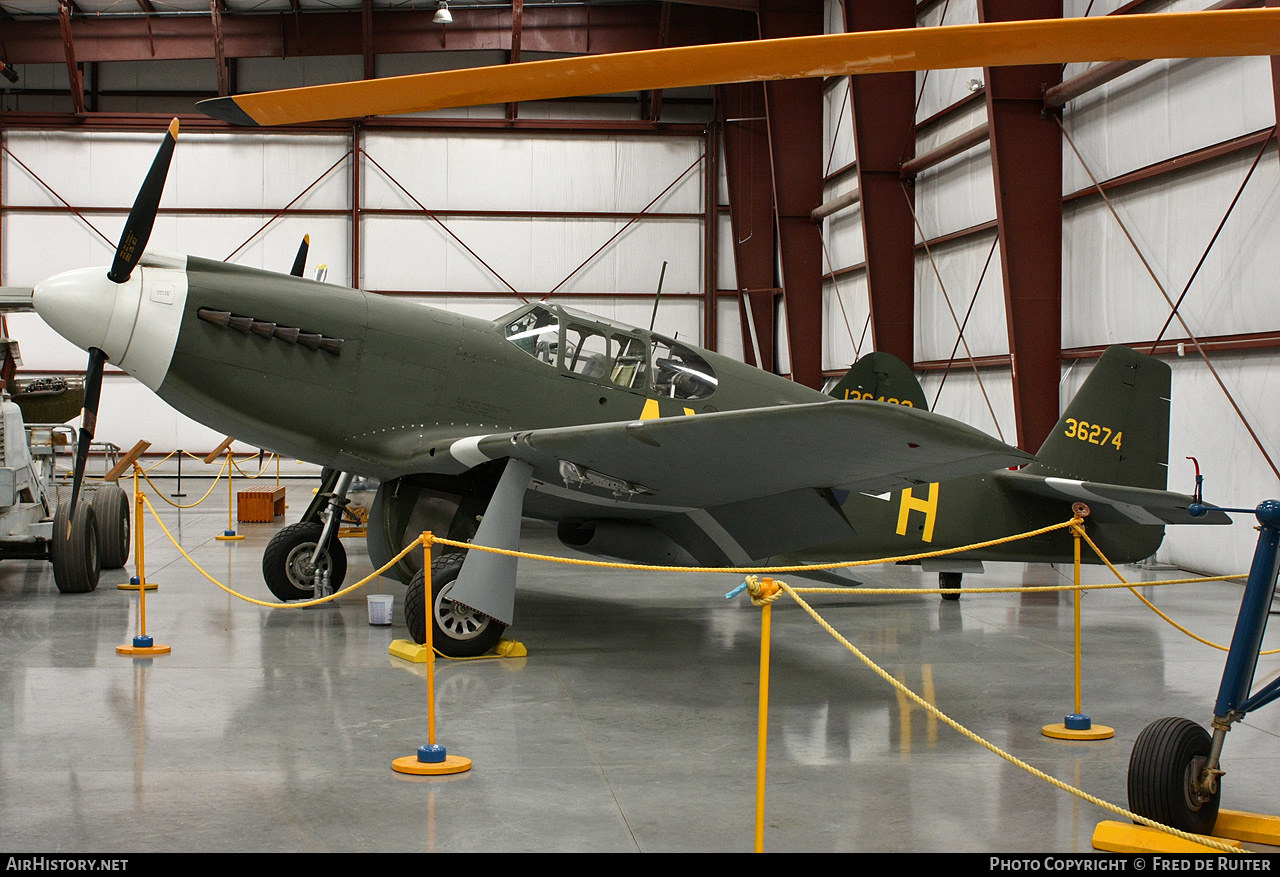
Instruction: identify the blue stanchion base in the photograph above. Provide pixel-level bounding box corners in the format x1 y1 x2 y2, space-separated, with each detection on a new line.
1064 714 1092 731
133 635 154 648
417 744 447 764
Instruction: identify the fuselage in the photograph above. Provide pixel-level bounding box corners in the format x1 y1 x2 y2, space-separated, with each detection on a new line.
32 254 1161 569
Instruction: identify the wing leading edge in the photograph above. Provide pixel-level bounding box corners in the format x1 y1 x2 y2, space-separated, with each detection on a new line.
446 400 1033 509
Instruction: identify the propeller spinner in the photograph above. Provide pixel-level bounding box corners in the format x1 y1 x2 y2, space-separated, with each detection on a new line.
66 118 179 524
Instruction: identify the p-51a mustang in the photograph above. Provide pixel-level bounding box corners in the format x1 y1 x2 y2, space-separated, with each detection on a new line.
25 122 1227 656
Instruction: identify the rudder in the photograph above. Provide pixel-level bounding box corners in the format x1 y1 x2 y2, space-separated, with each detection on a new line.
1025 345 1170 490
828 351 928 411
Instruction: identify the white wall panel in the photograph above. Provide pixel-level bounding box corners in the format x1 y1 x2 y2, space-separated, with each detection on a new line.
915 0 981 123
918 368 1016 444
1063 54 1275 194
4 131 350 211
362 132 702 214
823 205 864 272
914 146 996 240
717 297 745 363
915 234 1008 361
1062 145 1280 348
717 212 736 291
823 272 871 371
824 76 856 175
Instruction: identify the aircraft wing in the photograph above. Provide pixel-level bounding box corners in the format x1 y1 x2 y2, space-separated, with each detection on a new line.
998 472 1232 525
451 400 1032 509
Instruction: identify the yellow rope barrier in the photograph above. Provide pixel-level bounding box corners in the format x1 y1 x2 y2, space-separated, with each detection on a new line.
429 516 1085 575
1071 525 1279 656
231 453 276 479
140 491 419 608
139 455 229 509
766 578 1242 853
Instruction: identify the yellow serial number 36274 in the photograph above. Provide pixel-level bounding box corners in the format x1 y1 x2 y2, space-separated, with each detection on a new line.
1064 418 1122 449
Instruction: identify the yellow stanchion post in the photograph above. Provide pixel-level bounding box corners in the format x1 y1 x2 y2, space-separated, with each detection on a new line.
1043 505 1112 740
754 576 778 853
212 438 243 541
393 532 472 776
117 447 157 591
118 463 170 657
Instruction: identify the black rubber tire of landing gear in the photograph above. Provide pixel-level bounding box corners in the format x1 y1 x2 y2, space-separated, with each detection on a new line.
91 485 130 569
939 571 963 601
51 502 100 594
405 553 507 658
1128 717 1221 835
262 521 348 602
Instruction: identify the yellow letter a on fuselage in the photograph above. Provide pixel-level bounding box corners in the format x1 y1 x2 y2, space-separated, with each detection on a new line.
896 482 940 542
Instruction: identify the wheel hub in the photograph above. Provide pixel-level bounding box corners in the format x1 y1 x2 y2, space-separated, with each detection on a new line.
434 580 490 641
284 542 328 591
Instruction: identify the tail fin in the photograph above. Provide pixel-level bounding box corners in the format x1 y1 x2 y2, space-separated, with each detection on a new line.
829 351 928 411
1025 345 1170 490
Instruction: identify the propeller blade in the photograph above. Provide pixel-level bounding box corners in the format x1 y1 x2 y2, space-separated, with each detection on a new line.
67 346 107 522
197 9 1280 127
290 234 310 277
107 118 179 284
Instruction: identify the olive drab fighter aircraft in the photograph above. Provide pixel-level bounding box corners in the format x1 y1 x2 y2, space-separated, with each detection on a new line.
25 8 1268 656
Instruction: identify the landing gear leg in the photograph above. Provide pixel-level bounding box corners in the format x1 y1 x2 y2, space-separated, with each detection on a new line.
307 472 354 597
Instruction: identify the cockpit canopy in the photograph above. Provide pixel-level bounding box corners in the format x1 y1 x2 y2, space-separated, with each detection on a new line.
500 303 718 401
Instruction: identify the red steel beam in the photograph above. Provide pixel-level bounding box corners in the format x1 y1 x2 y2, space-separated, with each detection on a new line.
0 6 746 65
718 81 777 370
843 0 917 365
762 0 824 389
210 0 229 97
979 0 1063 454
58 1 85 115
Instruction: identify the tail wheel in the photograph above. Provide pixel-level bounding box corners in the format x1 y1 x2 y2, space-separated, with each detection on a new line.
939 571 962 601
1128 717 1220 835
91 485 131 569
405 553 507 658
51 503 100 594
262 522 348 601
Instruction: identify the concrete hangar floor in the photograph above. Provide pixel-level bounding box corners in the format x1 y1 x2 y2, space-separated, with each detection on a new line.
1 477 1278 854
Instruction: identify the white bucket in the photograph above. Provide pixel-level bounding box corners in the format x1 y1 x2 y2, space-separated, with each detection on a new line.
367 594 394 626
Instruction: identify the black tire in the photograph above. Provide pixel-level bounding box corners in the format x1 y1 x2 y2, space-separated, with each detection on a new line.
91 485 131 569
51 502 100 594
1128 717 1220 835
262 521 348 602
405 553 507 658
939 571 962 601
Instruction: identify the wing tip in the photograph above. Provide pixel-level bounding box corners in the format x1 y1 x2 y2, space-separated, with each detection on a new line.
196 96 261 127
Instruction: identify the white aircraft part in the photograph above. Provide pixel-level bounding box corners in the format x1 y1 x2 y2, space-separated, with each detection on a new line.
449 435 494 468
1043 477 1167 526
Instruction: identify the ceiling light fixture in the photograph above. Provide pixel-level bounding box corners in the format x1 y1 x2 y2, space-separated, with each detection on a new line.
433 1 452 24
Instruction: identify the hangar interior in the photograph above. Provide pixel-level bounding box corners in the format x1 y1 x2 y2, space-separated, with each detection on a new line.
1 0 1279 854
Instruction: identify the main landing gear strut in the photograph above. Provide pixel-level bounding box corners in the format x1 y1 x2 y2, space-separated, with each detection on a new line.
1127 499 1280 835
262 470 353 601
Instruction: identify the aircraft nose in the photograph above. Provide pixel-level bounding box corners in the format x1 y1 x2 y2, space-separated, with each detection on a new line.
33 267 141 363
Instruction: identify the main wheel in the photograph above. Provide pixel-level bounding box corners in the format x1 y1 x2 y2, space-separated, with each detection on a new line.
405 553 506 658
51 502 100 594
1128 717 1220 835
91 485 130 569
262 522 348 601
939 571 962 601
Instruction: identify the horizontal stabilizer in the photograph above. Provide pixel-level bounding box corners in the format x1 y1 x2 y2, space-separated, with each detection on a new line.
999 472 1231 526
